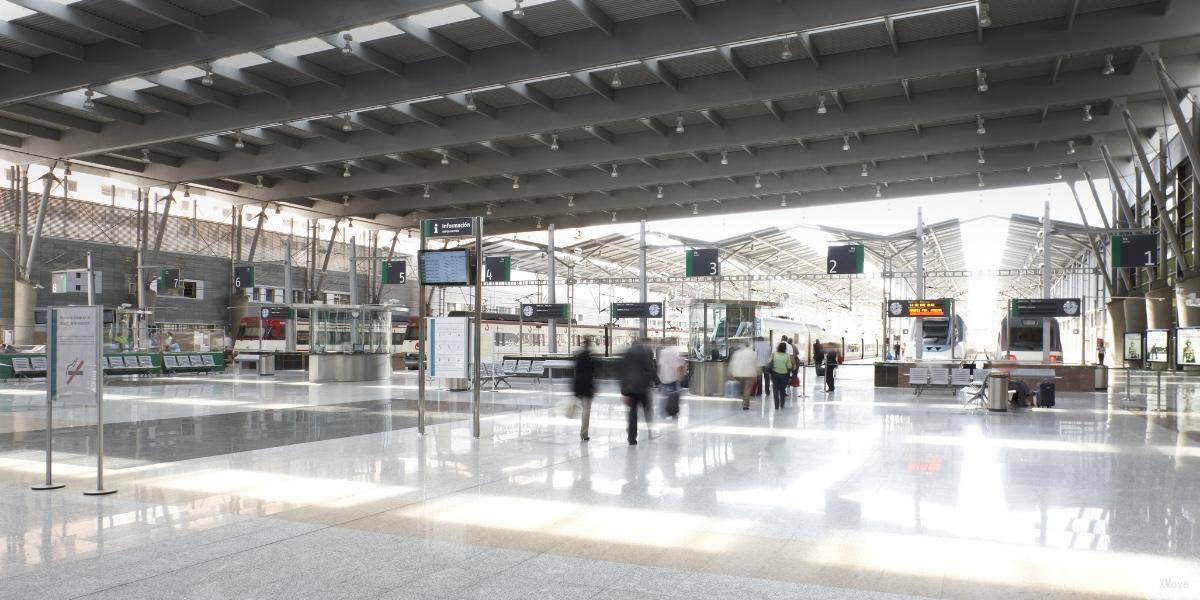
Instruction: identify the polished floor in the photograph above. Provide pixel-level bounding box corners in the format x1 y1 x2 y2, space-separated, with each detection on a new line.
1 366 1198 599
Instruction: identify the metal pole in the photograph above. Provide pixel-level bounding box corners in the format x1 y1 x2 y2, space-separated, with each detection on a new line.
16 167 27 272
23 169 54 279
472 217 483 438
915 209 924 361
86 252 95 307
547 224 557 354
417 222 427 435
1043 200 1052 363
639 219 648 339
283 234 293 304
32 308 64 491
1121 109 1190 267
84 305 115 495
349 233 358 305
1153 57 1200 177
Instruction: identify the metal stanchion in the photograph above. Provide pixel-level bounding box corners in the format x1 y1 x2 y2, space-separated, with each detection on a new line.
32 309 64 491
1153 370 1166 413
84 305 116 496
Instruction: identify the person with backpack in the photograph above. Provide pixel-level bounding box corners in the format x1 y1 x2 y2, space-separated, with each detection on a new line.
573 337 597 442
620 338 656 445
770 342 793 409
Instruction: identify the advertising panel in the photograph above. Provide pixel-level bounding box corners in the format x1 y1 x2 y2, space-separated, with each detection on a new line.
1124 332 1143 361
1177 328 1200 365
1146 330 1169 363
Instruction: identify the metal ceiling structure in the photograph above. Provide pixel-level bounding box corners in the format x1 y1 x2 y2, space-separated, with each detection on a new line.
999 213 1098 296
0 0 1192 234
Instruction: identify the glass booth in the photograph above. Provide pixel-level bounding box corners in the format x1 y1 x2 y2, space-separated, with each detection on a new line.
686 300 775 396
303 304 393 382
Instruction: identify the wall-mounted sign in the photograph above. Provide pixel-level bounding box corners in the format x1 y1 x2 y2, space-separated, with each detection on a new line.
382 260 407 285
827 245 865 275
418 250 471 286
1111 234 1158 268
233 265 255 290
51 270 102 294
685 248 720 277
611 302 663 319
484 256 511 282
1146 329 1169 363
1009 298 1081 319
886 299 951 318
1177 328 1199 365
423 217 475 238
520 303 570 319
1124 332 1143 361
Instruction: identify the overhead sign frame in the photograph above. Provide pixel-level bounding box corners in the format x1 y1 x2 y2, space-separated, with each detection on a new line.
1009 298 1082 319
423 217 475 238
484 256 511 282
520 303 570 320
382 260 408 285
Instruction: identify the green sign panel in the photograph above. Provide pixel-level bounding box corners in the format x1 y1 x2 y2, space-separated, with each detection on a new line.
159 268 180 290
382 260 407 285
827 245 865 274
484 256 511 282
233 265 255 290
1111 234 1157 268
685 248 720 277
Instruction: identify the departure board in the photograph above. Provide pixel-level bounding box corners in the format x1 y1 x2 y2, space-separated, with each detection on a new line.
886 299 950 318
419 250 471 286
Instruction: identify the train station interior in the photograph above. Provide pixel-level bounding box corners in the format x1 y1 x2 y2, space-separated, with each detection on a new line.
0 1 1197 598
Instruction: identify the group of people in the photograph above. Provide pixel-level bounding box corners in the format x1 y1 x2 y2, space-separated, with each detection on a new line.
573 337 683 445
731 336 841 408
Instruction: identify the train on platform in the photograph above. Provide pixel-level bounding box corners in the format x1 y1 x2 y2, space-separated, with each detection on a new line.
909 314 967 360
997 316 1063 362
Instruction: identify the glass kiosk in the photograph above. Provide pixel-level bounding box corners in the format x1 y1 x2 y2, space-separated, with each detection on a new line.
305 304 392 382
686 300 775 396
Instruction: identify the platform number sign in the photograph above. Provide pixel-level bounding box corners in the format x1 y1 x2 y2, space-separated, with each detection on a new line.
233 265 254 291
158 268 180 290
1111 234 1158 268
827 245 865 274
382 260 407 285
484 256 511 282
685 249 720 277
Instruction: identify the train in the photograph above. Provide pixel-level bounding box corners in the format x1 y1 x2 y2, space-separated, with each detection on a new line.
997 316 1063 362
911 315 966 360
704 314 880 364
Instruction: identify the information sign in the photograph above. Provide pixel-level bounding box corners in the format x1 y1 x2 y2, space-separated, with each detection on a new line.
1009 298 1081 319
427 317 470 378
484 256 511 282
1177 328 1199 365
611 302 664 319
233 265 255 290
521 303 570 319
1111 234 1158 268
382 260 407 285
259 306 291 319
827 245 865 274
1146 330 1169 363
51 306 102 405
685 249 720 277
159 268 180 290
423 217 475 238
419 250 471 286
886 299 951 318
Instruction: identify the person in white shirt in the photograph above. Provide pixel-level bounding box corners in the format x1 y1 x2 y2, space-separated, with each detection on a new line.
657 345 683 388
728 343 760 410
753 337 771 398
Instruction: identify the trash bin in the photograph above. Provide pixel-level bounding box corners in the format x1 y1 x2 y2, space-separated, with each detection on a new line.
257 353 275 376
986 372 1008 412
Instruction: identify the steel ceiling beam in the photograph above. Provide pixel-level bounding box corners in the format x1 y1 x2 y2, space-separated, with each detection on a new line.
0 0 457 105
8 0 141 47
115 0 204 33
40 0 996 158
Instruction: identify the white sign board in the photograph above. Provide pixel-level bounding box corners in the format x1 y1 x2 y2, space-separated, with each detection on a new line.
427 317 469 379
52 306 102 405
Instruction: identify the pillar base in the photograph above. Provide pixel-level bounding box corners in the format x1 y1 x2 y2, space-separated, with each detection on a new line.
12 279 36 346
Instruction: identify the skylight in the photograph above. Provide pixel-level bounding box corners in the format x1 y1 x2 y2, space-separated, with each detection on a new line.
217 52 271 69
409 4 477 28
161 65 206 80
346 21 402 42
111 77 156 91
0 1 34 21
275 37 334 56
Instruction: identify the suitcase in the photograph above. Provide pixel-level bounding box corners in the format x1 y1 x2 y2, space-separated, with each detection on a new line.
724 379 740 398
1037 382 1055 408
665 390 680 418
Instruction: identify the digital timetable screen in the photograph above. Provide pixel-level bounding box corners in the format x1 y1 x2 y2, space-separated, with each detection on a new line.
418 250 471 286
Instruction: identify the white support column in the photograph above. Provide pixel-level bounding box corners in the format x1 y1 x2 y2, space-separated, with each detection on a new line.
639 219 648 339
547 223 557 353
348 233 358 306
914 208 924 361
1043 200 1052 363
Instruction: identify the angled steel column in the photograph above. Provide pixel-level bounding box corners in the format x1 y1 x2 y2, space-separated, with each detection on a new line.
374 232 398 302
245 210 266 263
23 169 54 279
152 191 173 254
315 219 341 295
1080 168 1113 230
1152 57 1200 178
1080 168 1133 292
1099 143 1140 227
1121 108 1189 270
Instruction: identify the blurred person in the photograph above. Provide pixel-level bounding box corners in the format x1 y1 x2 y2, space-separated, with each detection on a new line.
823 342 840 392
573 337 597 442
658 342 684 418
621 338 656 445
1096 339 1105 366
729 342 759 410
770 342 794 409
753 336 771 398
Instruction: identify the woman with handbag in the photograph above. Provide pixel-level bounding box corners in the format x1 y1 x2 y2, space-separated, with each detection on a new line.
770 342 793 410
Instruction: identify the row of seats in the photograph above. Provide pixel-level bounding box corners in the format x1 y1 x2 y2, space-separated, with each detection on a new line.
908 367 988 396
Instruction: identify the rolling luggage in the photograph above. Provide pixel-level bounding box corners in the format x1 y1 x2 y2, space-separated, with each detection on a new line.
1037 382 1055 408
724 379 740 398
664 387 680 418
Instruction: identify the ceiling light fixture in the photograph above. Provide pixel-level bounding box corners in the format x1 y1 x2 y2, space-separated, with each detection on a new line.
536 217 543 229
754 175 762 189
183 185 190 198
342 194 350 206
978 2 991 27
466 92 477 112
567 194 574 207
142 148 151 162
611 162 619 178
1055 167 1063 181
657 186 664 199
82 88 95 110
675 113 685 134
780 193 787 207
611 211 617 222
781 34 794 60
341 33 354 56
486 204 493 215
720 150 728 165
861 163 869 177
440 150 450 166
423 184 431 199
550 133 559 151
342 115 353 132
1066 140 1076 155
977 148 986 164
875 185 882 198
512 176 520 189
513 0 525 19
234 131 245 149
842 135 851 151
63 162 71 177
342 162 351 178
977 172 985 188
1102 53 1115 76
256 175 264 189
975 67 988 93
1081 104 1093 122
975 114 986 135
692 203 698 215
201 64 214 86
275 203 282 214
610 67 622 89
817 94 828 115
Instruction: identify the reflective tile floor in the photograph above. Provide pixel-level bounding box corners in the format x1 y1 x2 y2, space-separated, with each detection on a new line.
1 366 1198 599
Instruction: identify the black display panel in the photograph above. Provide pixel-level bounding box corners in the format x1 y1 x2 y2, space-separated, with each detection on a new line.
418 250 471 286
611 302 663 319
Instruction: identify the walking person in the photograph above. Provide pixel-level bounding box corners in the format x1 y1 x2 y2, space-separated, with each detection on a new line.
621 338 656 445
657 342 684 418
770 342 793 409
823 342 839 392
574 337 597 442
754 336 771 398
729 342 759 410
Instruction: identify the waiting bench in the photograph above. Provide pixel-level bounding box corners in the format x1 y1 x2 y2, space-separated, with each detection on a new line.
506 359 546 384
104 355 156 376
165 353 218 374
909 367 979 396
9 356 48 379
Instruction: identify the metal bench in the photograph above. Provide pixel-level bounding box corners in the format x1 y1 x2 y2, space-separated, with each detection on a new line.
961 369 991 408
910 367 977 396
10 356 45 378
480 362 511 390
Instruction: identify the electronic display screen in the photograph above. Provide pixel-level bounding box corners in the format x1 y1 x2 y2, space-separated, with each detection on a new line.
887 299 949 318
419 250 471 286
